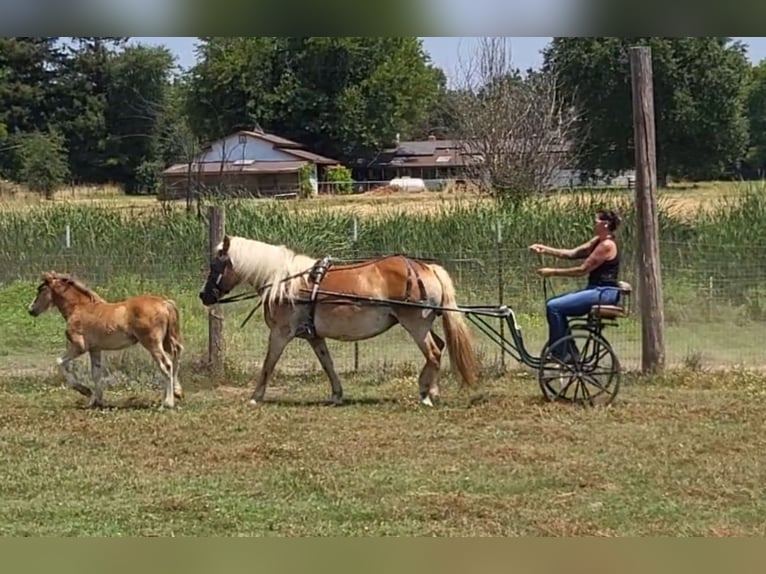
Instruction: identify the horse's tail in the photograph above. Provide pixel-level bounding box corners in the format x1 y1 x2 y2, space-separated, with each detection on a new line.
427 263 478 388
163 298 184 360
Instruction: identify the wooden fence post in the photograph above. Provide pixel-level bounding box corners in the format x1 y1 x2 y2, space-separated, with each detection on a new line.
208 205 225 373
629 46 666 374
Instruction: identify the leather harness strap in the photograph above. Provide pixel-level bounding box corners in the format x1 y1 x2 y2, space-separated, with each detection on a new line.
403 256 428 302
295 255 429 339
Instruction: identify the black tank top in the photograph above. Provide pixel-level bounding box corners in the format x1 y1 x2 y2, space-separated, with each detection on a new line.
587 238 620 287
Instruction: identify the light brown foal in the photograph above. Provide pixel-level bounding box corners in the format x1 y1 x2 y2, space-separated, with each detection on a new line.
28 272 184 409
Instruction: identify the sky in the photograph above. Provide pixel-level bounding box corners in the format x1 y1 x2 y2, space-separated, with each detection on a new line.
132 37 766 81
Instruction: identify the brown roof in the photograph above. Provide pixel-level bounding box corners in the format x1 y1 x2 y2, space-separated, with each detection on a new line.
283 148 339 165
198 130 339 165
365 137 571 169
161 160 308 177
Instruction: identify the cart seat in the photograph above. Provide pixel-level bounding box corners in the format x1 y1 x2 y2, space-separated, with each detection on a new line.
590 281 632 319
590 304 627 319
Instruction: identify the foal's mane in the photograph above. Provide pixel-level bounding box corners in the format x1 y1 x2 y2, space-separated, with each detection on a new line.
50 272 106 303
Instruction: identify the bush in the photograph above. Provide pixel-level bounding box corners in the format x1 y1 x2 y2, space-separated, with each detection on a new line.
15 130 70 199
325 164 353 195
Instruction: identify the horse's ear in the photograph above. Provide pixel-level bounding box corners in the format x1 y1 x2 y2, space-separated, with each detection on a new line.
221 235 231 255
43 271 54 283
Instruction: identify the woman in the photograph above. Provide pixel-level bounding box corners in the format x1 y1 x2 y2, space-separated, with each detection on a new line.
529 208 622 361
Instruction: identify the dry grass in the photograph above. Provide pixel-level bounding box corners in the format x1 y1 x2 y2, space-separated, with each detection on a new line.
0 179 753 220
1 368 766 536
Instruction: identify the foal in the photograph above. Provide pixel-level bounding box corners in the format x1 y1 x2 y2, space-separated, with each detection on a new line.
28 272 184 409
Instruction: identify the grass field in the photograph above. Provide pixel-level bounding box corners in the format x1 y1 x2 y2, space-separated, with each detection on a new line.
2 179 766 536
2 369 766 536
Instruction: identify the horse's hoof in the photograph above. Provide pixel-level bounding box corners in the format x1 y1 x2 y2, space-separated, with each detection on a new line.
420 396 435 407
248 398 261 407
326 396 343 406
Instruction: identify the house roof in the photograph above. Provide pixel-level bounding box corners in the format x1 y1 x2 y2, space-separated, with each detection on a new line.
199 129 340 165
364 137 572 169
161 160 309 177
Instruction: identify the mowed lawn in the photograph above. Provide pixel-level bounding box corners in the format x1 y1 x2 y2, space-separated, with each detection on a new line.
1 369 765 536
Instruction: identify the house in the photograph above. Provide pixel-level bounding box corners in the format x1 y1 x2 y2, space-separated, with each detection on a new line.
353 136 635 191
352 136 478 185
159 129 341 199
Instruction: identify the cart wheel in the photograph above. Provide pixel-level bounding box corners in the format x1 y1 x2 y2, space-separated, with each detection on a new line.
538 330 620 406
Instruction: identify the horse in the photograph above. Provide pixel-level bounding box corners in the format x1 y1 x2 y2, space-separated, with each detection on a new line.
27 271 185 409
198 235 478 407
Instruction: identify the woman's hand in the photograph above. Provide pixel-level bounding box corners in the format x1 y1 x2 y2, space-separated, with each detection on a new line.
529 243 547 254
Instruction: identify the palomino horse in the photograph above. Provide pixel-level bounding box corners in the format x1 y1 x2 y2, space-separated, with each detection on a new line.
198 235 478 406
28 272 184 409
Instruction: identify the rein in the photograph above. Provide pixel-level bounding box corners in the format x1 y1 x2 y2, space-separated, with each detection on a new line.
212 264 325 329
537 252 557 301
211 253 440 329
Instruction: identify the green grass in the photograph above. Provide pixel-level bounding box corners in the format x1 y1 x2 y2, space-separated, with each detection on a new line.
1 369 766 536
3 183 766 536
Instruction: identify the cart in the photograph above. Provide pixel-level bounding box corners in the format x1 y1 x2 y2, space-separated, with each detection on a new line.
455 279 632 406
292 279 632 407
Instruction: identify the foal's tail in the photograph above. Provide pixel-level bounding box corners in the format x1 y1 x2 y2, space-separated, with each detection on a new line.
427 263 478 388
163 298 184 360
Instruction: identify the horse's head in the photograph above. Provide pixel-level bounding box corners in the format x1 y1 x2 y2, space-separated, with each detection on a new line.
199 235 240 306
28 272 58 316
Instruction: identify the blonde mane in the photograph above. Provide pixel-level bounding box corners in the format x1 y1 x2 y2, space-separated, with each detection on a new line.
220 236 318 306
51 272 106 303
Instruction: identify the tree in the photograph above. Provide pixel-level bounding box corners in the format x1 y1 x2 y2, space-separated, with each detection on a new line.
51 37 129 183
16 130 70 199
103 44 176 192
745 59 766 176
0 37 62 178
450 37 581 200
184 37 445 161
543 37 750 183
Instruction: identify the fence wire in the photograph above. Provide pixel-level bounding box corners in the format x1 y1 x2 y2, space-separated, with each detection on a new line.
2 232 765 383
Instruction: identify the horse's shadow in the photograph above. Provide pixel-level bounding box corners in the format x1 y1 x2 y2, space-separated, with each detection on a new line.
70 395 166 411
257 396 402 408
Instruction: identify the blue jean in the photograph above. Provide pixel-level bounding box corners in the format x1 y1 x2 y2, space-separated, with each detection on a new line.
545 286 620 357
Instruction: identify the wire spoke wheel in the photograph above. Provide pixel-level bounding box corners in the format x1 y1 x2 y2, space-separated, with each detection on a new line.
538 330 620 407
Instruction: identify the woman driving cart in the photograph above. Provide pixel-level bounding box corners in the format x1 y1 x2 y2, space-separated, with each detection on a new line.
529 208 622 362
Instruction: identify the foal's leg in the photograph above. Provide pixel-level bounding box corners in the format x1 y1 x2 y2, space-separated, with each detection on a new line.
306 337 344 405
57 339 91 398
398 314 443 407
142 337 176 409
250 328 293 405
88 350 106 408
163 338 183 400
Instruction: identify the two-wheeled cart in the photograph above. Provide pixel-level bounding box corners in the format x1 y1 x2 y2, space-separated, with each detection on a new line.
294 279 633 407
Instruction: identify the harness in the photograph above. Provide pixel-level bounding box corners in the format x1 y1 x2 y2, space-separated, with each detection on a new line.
296 255 333 339
403 257 429 304
294 254 429 339
220 254 432 336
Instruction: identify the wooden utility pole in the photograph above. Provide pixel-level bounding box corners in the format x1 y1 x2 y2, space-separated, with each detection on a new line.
629 46 665 374
208 205 225 373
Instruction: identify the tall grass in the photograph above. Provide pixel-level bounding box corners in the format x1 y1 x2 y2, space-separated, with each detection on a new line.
1 184 766 323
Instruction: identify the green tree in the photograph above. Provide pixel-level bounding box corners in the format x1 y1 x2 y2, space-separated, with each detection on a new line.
103 44 176 192
185 37 445 161
745 59 766 175
0 37 62 178
543 37 750 183
16 130 70 199
51 38 127 183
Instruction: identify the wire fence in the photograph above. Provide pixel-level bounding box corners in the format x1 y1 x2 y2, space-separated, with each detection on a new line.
2 232 766 381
